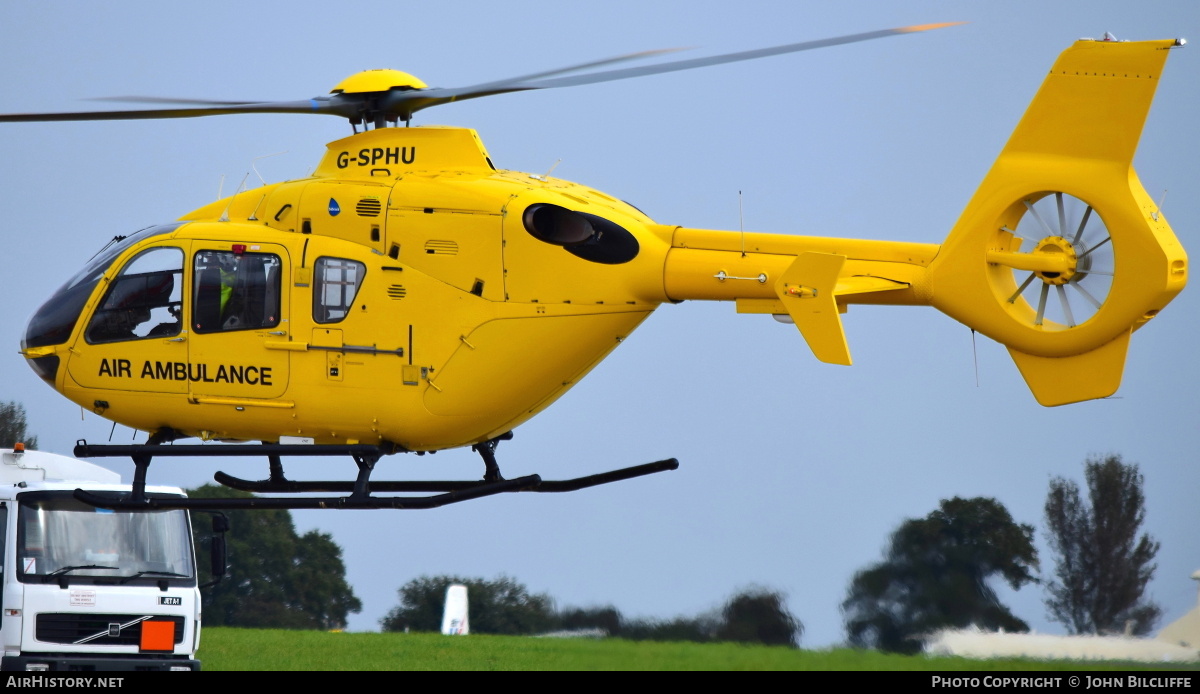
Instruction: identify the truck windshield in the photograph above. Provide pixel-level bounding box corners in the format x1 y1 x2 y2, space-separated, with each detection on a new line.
17 493 194 584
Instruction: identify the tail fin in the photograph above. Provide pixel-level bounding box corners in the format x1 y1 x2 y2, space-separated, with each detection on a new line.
927 38 1187 405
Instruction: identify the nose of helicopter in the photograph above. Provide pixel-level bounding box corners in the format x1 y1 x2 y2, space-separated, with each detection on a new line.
20 295 71 385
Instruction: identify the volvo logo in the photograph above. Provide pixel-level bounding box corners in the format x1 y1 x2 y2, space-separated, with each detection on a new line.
74 616 153 645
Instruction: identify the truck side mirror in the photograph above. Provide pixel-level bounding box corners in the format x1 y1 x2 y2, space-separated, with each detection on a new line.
200 512 229 590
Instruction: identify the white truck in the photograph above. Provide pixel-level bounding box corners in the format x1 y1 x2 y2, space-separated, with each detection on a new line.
0 445 216 671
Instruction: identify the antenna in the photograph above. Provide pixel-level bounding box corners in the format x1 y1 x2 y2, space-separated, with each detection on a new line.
248 194 268 221
217 174 226 201
219 172 251 222
544 159 562 178
246 152 286 221
971 329 980 388
1152 189 1168 221
251 151 287 186
739 190 746 258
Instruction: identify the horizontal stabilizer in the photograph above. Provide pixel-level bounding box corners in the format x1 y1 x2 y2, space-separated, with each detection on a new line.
775 252 851 365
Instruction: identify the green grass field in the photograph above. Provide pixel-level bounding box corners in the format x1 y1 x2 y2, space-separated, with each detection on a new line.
196 628 1200 671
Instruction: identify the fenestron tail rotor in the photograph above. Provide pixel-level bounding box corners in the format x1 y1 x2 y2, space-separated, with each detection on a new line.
991 192 1115 331
0 23 962 126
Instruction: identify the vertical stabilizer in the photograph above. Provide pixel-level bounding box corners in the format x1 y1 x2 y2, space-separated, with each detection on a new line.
927 38 1187 405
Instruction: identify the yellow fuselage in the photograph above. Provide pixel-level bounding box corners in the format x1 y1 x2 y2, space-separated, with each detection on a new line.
30 126 932 450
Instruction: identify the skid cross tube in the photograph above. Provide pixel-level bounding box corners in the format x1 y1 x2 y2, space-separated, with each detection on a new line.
70 440 679 511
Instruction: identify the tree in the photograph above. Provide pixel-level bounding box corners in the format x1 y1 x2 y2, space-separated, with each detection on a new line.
0 401 37 449
842 496 1039 653
382 576 803 646
620 614 720 643
567 588 800 646
380 575 556 635
557 605 623 635
715 587 803 647
189 484 361 630
1043 454 1162 636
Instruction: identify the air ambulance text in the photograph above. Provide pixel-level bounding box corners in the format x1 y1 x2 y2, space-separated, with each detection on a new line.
97 359 273 386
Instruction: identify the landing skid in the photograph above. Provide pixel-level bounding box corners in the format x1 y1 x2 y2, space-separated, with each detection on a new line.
70 440 679 511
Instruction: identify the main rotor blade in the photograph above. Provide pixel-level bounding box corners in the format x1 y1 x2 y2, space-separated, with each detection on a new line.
0 22 962 124
397 22 965 116
83 48 690 110
462 46 691 90
87 96 260 106
0 98 347 123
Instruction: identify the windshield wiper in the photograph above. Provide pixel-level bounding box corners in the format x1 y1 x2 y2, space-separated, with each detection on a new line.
44 565 120 587
119 570 189 584
47 565 118 577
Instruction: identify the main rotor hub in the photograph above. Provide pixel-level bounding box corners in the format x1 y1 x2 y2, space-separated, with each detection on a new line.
331 69 427 94
1031 236 1079 285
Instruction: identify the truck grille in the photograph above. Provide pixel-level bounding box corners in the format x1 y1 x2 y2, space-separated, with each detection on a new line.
36 614 184 646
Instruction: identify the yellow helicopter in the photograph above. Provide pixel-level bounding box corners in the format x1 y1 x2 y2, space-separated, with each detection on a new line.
5 24 1187 509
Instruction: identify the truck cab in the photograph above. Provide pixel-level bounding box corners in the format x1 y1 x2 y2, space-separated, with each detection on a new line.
0 446 201 671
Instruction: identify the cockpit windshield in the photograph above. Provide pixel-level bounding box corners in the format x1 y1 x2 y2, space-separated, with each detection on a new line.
23 223 183 349
17 492 195 585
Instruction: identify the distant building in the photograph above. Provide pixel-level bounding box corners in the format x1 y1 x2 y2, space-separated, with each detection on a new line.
923 569 1200 663
1156 569 1200 650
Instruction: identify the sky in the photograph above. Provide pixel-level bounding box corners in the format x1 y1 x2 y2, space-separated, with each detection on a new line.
1 1 1198 649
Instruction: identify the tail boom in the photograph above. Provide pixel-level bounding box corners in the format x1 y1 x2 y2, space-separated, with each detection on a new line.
657 38 1185 405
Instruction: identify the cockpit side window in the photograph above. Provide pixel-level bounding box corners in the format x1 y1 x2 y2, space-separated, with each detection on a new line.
313 257 366 324
192 250 281 334
85 247 184 344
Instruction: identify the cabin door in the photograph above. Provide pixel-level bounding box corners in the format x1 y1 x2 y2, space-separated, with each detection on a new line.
185 242 290 400
66 243 188 394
